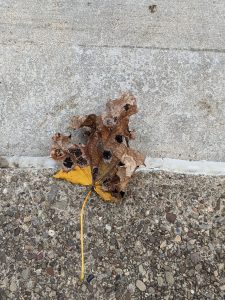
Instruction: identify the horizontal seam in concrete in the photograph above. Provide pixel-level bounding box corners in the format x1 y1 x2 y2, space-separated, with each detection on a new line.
76 44 225 54
1 38 225 54
1 156 225 176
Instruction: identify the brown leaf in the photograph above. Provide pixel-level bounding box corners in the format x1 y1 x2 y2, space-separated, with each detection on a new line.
50 92 145 199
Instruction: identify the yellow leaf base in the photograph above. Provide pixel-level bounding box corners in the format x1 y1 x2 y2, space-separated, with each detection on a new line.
53 166 114 201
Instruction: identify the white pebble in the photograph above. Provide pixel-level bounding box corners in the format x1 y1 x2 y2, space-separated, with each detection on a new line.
48 229 55 237
105 224 112 232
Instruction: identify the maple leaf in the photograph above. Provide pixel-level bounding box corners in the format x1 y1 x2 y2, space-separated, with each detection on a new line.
50 92 145 281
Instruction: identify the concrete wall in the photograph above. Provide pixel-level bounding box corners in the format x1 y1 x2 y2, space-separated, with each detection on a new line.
1 0 225 161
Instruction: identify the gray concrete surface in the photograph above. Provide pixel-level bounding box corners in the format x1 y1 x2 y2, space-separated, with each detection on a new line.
0 1 225 161
1 46 225 160
0 169 224 299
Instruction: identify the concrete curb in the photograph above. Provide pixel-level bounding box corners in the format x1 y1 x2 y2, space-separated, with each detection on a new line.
1 156 225 176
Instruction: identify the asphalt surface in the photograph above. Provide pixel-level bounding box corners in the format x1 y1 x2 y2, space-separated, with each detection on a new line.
0 169 224 299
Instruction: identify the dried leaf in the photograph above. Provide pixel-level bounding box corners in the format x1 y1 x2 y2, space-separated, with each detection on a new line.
50 92 145 281
51 92 145 199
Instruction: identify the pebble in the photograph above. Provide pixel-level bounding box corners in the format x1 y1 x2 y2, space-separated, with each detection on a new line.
9 280 17 292
195 264 202 271
48 229 55 237
136 280 146 291
21 268 30 280
105 224 111 232
148 287 155 295
166 212 177 223
220 285 225 291
165 272 174 285
190 252 201 264
174 235 181 243
160 241 167 249
24 216 32 223
87 274 95 283
157 276 164 287
139 264 145 275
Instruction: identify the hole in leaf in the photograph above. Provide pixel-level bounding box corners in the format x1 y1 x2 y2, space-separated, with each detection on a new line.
124 104 130 111
63 157 73 168
120 191 125 198
103 150 112 160
115 135 123 143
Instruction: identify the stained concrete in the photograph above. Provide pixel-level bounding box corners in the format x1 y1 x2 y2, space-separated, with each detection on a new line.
0 169 224 299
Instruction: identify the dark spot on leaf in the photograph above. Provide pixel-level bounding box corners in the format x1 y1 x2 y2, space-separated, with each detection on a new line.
87 274 95 283
77 157 87 166
63 157 73 168
120 191 125 198
92 167 98 180
115 135 123 143
55 149 65 158
69 148 82 157
124 104 130 111
103 150 112 160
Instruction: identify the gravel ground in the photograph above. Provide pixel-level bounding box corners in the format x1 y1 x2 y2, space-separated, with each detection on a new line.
0 169 224 300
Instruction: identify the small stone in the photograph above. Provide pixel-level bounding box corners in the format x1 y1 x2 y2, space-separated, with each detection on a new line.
195 264 202 271
148 287 155 295
136 280 146 292
174 235 181 243
157 276 164 287
87 274 94 283
220 285 225 291
189 239 196 245
48 229 55 237
139 264 145 275
105 224 111 232
9 280 17 292
36 269 42 275
46 266 54 276
115 268 123 275
166 212 177 223
190 252 201 265
165 272 174 285
160 241 167 249
82 285 87 292
127 283 135 294
24 216 32 223
21 268 30 280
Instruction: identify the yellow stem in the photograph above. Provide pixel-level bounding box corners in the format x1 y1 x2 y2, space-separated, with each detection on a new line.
80 190 92 282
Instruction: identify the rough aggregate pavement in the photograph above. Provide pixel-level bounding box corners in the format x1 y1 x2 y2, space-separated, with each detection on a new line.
0 169 224 299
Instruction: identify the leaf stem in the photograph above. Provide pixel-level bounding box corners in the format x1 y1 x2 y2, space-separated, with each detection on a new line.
80 189 92 282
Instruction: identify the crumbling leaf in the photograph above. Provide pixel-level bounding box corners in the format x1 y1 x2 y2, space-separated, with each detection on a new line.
50 92 145 281
51 92 145 199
